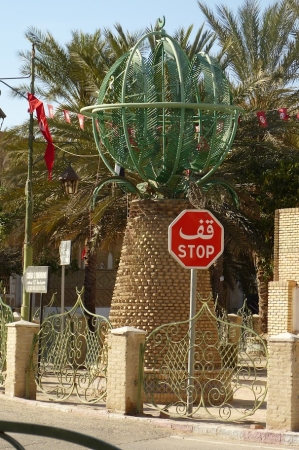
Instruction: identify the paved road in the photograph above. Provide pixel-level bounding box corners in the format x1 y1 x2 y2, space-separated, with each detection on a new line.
0 395 296 450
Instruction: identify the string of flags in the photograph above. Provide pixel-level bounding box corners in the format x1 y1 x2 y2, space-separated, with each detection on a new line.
44 98 299 131
47 103 297 131
255 108 295 127
28 92 299 179
47 104 85 130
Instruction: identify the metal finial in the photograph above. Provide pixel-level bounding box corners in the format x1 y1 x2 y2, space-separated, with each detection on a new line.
157 16 165 30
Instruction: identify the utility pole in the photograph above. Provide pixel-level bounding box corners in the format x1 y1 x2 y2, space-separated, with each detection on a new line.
21 43 35 321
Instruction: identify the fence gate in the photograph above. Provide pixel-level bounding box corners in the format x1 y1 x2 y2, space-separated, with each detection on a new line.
139 295 268 422
0 286 13 386
28 289 111 403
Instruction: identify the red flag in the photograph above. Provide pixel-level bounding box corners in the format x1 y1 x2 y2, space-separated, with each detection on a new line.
47 104 54 118
197 136 210 151
278 108 289 120
216 120 224 133
128 127 138 148
64 110 71 123
77 114 84 130
81 247 86 260
28 93 55 180
256 111 268 127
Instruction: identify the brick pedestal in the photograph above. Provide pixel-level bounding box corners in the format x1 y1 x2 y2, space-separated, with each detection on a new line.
106 326 146 414
5 321 39 399
266 333 299 431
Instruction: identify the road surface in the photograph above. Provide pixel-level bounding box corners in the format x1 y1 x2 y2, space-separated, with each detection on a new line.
0 394 296 449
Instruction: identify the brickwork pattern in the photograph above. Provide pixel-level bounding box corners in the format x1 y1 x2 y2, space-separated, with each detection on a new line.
106 328 146 414
5 322 39 399
108 199 220 371
266 336 299 431
273 208 299 283
106 332 127 412
109 198 213 333
268 280 296 337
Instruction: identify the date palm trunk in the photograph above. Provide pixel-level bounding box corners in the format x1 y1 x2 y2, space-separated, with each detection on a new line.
209 255 226 310
256 260 271 335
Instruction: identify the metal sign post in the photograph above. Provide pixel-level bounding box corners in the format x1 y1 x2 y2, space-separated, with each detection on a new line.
187 268 197 415
59 240 71 316
168 209 224 416
59 240 71 331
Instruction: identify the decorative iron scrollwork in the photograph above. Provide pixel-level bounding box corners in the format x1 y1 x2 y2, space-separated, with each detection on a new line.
0 283 13 386
140 295 267 422
29 288 111 403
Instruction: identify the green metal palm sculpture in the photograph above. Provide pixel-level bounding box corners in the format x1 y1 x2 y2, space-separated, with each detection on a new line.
81 18 241 199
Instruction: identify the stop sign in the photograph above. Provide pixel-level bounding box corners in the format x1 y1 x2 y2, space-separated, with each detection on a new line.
168 209 224 269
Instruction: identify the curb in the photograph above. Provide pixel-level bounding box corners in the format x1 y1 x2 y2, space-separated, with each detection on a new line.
2 395 299 447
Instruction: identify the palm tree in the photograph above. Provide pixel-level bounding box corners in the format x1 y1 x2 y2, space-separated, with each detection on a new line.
0 25 145 315
197 0 299 332
2 22 220 317
198 0 299 103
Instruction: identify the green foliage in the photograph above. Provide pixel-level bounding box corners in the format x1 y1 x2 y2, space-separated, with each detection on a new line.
0 248 22 276
2 6 299 312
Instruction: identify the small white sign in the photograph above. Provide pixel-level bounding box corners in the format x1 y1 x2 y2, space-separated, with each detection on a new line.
23 266 49 293
59 240 72 266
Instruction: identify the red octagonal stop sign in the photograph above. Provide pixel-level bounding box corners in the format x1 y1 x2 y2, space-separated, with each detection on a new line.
168 209 224 269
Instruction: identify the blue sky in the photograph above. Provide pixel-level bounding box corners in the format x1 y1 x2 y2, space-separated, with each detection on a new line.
0 0 266 128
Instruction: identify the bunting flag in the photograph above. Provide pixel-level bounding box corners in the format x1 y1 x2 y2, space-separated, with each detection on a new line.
278 108 289 120
26 102 297 143
256 111 268 127
47 104 54 118
81 247 86 260
128 127 138 148
77 114 84 130
216 120 224 133
63 110 71 123
197 136 210 151
28 93 55 180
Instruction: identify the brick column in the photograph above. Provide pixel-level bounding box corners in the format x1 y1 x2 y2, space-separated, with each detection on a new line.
252 314 261 334
266 333 299 431
227 314 242 342
268 280 297 337
5 321 39 399
106 326 146 414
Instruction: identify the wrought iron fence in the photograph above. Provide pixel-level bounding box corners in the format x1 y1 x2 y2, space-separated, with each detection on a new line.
0 283 13 386
139 295 268 422
236 298 262 354
32 292 63 323
215 298 229 345
28 288 111 403
0 277 9 297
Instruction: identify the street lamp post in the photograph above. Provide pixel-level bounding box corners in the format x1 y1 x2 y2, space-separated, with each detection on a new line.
21 44 35 321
